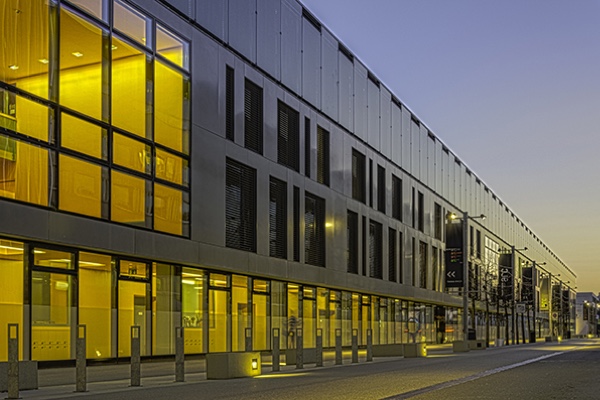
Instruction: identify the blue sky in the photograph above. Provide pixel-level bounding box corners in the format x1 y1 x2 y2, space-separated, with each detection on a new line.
300 0 600 292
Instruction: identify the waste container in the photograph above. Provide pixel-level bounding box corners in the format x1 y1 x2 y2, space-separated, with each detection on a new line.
467 329 476 340
529 332 536 343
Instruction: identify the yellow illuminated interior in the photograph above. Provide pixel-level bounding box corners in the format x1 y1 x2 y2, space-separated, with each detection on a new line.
157 24 188 70
154 183 183 235
155 61 188 153
156 148 185 185
113 133 150 174
111 170 147 226
113 0 148 47
0 240 24 361
61 112 105 159
59 154 103 218
79 252 112 358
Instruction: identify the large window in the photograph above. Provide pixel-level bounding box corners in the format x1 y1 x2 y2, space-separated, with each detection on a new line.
305 192 325 267
244 79 263 154
278 101 300 172
226 159 257 252
0 240 24 361
269 177 287 259
0 2 191 237
352 149 366 203
392 174 402 221
316 125 329 186
347 211 358 274
225 66 235 141
369 220 382 279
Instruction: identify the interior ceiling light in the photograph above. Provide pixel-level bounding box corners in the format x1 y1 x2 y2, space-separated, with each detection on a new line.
72 51 84 57
111 45 118 50
8 64 19 70
38 58 49 64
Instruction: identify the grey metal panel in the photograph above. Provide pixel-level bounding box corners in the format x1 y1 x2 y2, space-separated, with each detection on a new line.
193 127 227 245
263 80 285 163
354 62 367 141
410 118 420 180
420 125 428 187
338 50 354 132
330 125 344 194
161 0 194 19
321 29 338 122
427 135 435 190
380 88 391 160
435 140 442 194
0 201 48 241
401 106 411 172
48 213 111 249
229 0 257 63
391 102 402 166
196 0 228 41
367 80 380 151
302 17 321 109
194 33 220 135
257 0 281 80
281 0 301 94
441 148 449 199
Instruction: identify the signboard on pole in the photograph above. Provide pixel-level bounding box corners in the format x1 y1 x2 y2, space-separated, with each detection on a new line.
540 277 549 311
498 253 513 302
444 221 463 288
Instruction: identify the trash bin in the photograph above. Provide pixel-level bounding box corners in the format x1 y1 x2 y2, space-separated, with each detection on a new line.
529 332 536 343
467 329 476 340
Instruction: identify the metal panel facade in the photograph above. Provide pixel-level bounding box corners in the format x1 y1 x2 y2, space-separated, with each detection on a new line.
257 0 281 80
321 30 339 122
302 17 321 109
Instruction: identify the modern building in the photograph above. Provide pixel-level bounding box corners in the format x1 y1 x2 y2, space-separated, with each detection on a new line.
0 0 577 363
575 292 599 337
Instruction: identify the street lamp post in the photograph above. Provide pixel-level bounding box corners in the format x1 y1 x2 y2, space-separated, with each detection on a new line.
462 212 469 342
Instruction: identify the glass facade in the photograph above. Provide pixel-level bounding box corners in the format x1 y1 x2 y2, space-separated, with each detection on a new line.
0 0 576 364
0 0 189 235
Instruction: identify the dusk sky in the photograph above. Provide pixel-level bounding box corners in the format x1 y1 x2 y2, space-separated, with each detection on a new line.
300 0 600 292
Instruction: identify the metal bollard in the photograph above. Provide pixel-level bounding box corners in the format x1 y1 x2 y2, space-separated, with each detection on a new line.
272 328 280 372
7 324 19 399
175 327 184 382
316 328 323 367
296 328 303 369
245 327 252 352
131 326 141 387
76 325 87 392
335 329 342 365
366 329 373 362
351 329 358 363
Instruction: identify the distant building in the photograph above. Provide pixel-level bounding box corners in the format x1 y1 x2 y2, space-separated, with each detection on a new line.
575 293 599 337
0 0 576 362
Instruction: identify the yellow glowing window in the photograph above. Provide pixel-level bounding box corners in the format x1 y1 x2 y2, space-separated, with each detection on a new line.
155 61 189 154
155 148 188 186
156 24 189 71
33 248 75 269
154 183 183 235
59 8 105 120
113 133 151 174
59 154 104 218
111 36 149 139
111 170 148 227
0 0 50 99
0 92 50 142
210 273 229 288
61 112 106 159
114 0 149 47
0 135 48 206
119 259 148 279
68 0 105 21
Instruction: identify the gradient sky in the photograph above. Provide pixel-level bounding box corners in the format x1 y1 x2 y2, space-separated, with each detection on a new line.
300 0 600 292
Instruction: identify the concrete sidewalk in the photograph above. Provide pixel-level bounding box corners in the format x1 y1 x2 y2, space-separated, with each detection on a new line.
8 343 456 399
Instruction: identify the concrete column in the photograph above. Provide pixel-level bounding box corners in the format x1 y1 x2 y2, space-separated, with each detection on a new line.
366 328 373 362
316 328 323 367
245 327 252 352
296 328 303 369
131 326 141 387
351 329 358 363
175 327 184 382
76 325 87 392
7 324 19 399
272 328 280 372
335 329 342 365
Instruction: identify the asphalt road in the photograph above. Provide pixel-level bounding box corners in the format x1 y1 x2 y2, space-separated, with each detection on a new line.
17 338 600 399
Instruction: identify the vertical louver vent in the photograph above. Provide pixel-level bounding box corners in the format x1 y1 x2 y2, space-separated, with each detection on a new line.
225 158 256 252
244 79 263 154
